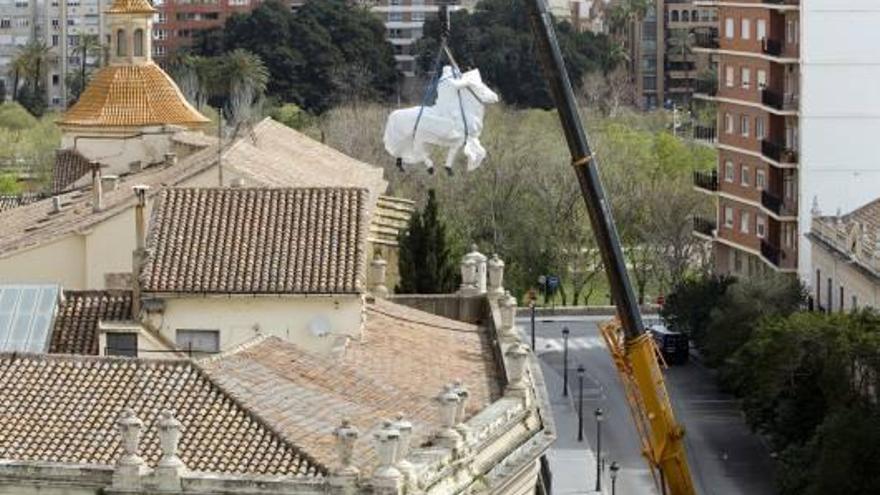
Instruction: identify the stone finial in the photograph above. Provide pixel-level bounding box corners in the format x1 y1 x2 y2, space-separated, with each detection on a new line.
436 385 464 449
452 381 470 424
499 291 518 338
811 196 821 217
487 253 506 298
155 409 186 491
504 343 531 393
334 419 360 476
459 258 478 296
462 244 488 294
370 253 389 298
372 420 403 482
113 408 148 489
391 413 414 473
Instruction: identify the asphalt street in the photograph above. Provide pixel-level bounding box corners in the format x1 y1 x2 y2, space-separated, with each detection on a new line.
518 315 777 495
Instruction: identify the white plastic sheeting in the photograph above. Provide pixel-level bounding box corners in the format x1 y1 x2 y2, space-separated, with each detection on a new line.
384 66 499 174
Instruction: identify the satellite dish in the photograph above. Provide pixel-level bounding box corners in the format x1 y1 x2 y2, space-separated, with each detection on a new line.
308 316 332 338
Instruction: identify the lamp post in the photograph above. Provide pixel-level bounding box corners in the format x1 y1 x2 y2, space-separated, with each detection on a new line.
562 327 570 396
530 300 536 351
610 461 620 495
594 407 604 492
577 365 585 442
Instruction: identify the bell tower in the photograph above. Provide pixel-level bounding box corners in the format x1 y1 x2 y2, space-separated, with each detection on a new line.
106 0 156 67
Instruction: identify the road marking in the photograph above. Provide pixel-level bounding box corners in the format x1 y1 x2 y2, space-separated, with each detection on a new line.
534 336 605 353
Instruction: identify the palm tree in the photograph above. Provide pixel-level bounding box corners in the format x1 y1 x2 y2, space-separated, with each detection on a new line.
7 52 27 102
70 34 103 100
222 49 268 127
17 40 52 94
667 28 695 106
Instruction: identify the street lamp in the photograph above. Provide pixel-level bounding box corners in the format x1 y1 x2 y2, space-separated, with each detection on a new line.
562 327 570 396
577 364 585 442
595 407 604 492
610 461 620 495
530 300 536 351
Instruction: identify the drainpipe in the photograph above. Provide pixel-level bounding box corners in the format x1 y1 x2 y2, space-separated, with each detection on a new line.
91 162 103 213
131 185 150 318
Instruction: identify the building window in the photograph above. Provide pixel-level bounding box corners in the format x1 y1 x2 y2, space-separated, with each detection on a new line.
784 223 794 248
756 116 765 139
740 211 750 233
0 18 10 29
816 269 822 309
106 333 138 357
153 44 166 56
741 18 751 40
116 28 126 57
725 17 734 39
740 115 750 137
725 113 734 134
756 169 766 190
725 160 735 182
51 74 59 86
51 34 59 46
852 295 859 310
177 329 220 354
741 165 750 186
133 28 144 56
741 67 750 89
839 286 845 313
725 65 734 87
757 69 767 89
671 10 679 22
724 206 734 228
388 12 403 22
681 10 689 22
757 19 767 40
784 175 795 200
412 11 425 22
827 277 833 312
153 29 166 40
757 216 766 238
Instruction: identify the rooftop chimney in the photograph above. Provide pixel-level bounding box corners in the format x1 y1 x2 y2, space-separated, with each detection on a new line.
51 196 62 214
91 162 103 213
164 153 177 167
132 185 150 318
102 175 120 192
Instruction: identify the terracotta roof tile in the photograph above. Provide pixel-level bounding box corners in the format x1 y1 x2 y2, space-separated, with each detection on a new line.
52 149 93 193
141 188 369 294
199 299 502 471
59 62 208 128
0 192 48 213
49 291 133 355
0 353 324 477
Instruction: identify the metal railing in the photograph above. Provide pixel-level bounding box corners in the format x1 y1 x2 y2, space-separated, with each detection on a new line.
761 38 782 56
693 170 719 191
761 139 798 164
761 190 782 215
694 77 717 96
693 216 716 237
761 239 782 267
693 31 719 49
693 125 717 143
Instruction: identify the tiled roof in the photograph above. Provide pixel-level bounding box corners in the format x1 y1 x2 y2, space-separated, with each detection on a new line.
49 290 133 355
105 0 155 13
0 353 323 476
141 188 370 294
53 149 93 193
221 118 388 205
199 298 502 471
59 62 208 128
0 192 48 214
0 144 219 257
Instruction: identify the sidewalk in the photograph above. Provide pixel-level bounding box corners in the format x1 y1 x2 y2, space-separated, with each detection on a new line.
539 356 608 495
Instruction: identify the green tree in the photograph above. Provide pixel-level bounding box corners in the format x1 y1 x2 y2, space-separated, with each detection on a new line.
12 41 52 116
271 103 311 130
212 0 398 113
397 189 457 294
661 274 734 343
0 173 19 194
415 0 613 108
69 34 103 103
222 49 269 126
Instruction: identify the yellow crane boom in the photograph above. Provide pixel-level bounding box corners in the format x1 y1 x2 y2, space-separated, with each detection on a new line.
522 0 696 493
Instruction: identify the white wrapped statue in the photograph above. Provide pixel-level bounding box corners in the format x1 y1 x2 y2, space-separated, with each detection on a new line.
384 66 500 175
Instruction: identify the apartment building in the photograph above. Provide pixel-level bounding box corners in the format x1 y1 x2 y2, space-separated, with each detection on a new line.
0 0 38 100
631 0 717 110
44 0 106 108
693 0 880 285
151 0 269 60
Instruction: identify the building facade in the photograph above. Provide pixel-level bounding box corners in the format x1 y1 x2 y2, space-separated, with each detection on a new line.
0 0 38 101
808 198 880 312
693 0 800 277
151 0 269 60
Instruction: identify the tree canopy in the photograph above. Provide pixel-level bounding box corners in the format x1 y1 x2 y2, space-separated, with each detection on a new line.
414 0 615 108
197 0 398 113
397 189 457 294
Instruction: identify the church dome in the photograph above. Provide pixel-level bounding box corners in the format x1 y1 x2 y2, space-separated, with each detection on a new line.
59 62 209 129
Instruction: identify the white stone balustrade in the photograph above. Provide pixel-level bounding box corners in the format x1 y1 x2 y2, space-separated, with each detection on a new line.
487 253 505 299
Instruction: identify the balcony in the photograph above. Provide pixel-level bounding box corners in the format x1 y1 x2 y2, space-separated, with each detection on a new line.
761 139 798 164
693 125 717 144
760 189 787 216
760 88 798 111
693 216 717 238
693 31 719 49
761 239 781 267
693 170 719 192
694 77 717 97
761 38 783 57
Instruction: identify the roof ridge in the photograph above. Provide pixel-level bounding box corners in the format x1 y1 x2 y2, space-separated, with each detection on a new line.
194 334 273 365
188 356 329 476
0 350 188 366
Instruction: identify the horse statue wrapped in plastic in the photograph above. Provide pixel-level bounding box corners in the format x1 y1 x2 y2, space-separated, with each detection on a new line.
384 66 500 175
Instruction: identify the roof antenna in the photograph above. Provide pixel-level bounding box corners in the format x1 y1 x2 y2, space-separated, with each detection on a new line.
217 107 224 187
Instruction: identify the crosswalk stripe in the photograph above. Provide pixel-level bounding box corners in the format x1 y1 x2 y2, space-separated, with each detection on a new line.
533 336 605 352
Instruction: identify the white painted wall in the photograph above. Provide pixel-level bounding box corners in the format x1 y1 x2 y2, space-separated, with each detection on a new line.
0 236 86 288
811 243 880 311
800 0 880 281
60 126 178 177
153 296 364 355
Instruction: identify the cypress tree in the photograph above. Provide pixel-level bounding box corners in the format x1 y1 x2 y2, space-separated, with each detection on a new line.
397 190 456 293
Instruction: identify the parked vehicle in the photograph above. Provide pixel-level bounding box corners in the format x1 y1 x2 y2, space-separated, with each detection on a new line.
648 323 690 365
